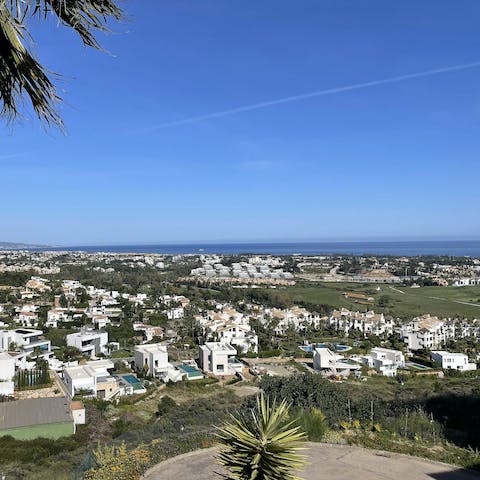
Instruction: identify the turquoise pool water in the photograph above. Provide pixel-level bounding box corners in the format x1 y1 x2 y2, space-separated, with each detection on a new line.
122 374 145 390
406 362 431 370
179 365 203 377
299 343 352 353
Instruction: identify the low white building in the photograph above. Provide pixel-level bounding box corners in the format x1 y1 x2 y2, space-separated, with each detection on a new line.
0 352 15 396
66 329 109 358
63 359 119 399
431 351 477 371
16 311 39 328
313 347 361 377
165 307 184 320
46 309 69 328
0 328 53 365
133 323 163 343
134 343 183 382
198 342 243 375
90 315 110 330
362 347 405 377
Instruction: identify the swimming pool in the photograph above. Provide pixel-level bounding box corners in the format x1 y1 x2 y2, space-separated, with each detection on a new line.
406 362 431 370
299 343 352 353
179 365 204 378
121 374 145 390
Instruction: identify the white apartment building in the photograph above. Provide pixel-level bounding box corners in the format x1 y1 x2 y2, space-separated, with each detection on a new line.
66 329 109 358
63 359 119 399
329 309 394 337
198 342 243 375
0 352 15 396
431 351 477 371
456 319 480 339
400 315 455 350
362 347 405 377
264 306 321 335
134 343 183 382
198 307 259 354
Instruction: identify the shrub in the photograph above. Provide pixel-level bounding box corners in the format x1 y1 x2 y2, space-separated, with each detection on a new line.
157 396 178 416
296 408 327 441
84 442 150 480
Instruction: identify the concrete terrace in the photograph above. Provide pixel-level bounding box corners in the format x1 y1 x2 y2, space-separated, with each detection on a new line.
142 443 478 480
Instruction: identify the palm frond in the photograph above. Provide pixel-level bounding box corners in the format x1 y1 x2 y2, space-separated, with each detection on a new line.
216 394 307 480
0 0 122 127
34 0 124 49
0 4 62 127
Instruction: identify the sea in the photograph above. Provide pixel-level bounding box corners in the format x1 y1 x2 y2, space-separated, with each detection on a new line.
35 240 480 257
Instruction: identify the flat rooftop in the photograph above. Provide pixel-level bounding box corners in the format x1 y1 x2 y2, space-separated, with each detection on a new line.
0 397 72 430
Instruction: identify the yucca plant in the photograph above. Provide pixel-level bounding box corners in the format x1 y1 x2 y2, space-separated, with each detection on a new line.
0 0 123 128
216 394 307 480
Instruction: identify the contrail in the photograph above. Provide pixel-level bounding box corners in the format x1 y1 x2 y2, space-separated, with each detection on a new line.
151 61 480 130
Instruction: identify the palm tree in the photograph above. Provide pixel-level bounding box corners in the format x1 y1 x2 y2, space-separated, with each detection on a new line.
0 0 122 128
216 394 307 480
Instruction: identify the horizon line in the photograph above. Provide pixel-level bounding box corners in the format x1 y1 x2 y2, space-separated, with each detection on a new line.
8 238 480 248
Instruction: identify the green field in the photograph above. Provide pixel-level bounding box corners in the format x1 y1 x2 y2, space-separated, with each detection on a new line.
271 282 480 319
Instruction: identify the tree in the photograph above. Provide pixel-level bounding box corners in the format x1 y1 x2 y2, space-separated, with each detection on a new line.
216 394 307 480
59 293 68 308
0 0 123 128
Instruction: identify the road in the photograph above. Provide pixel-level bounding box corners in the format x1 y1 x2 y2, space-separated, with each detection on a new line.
142 443 478 480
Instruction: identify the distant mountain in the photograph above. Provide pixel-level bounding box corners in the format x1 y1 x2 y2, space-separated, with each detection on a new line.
0 241 49 250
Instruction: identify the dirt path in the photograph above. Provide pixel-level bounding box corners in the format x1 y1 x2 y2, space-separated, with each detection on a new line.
142 443 478 480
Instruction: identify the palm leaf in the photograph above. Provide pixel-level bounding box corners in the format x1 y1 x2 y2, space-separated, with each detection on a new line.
0 0 123 127
33 1 124 49
0 4 62 126
216 394 307 480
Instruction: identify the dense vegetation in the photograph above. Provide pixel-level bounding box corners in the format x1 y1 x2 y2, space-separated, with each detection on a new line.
259 373 480 469
0 384 240 479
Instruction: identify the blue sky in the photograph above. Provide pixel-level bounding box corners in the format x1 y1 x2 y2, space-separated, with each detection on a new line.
1 0 480 245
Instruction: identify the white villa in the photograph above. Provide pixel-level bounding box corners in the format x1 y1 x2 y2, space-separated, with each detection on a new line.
0 352 15 396
431 351 477 371
313 347 361 377
198 342 243 376
15 310 39 328
66 329 109 358
63 359 119 400
46 308 70 328
362 347 405 377
134 343 183 382
133 323 164 343
1 328 48 352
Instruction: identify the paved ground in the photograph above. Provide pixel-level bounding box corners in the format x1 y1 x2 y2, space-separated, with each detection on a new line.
143 443 478 480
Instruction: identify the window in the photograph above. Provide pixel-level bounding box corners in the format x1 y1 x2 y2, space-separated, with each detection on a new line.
217 364 224 372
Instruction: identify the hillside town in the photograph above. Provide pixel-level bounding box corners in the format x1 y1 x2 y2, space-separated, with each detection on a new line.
1 250 480 445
